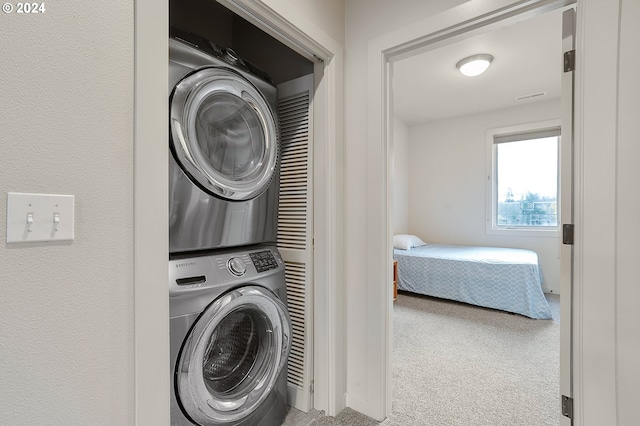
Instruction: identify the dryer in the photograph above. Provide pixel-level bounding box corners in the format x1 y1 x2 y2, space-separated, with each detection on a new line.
169 245 291 426
169 28 280 254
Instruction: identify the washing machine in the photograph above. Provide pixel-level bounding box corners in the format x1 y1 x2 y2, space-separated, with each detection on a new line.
169 27 280 254
170 244 291 426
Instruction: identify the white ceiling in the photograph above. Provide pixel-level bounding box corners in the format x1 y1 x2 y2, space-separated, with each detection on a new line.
392 8 565 125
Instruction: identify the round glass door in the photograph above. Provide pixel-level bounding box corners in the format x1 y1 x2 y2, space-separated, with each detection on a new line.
170 67 278 201
176 286 290 425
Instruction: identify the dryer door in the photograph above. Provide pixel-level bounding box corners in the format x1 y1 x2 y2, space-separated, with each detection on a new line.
175 286 290 425
170 67 278 201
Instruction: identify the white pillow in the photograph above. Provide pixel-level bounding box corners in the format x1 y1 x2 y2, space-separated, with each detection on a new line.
393 234 426 250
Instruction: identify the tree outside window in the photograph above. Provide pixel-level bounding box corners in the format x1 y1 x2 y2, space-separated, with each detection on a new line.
490 126 560 232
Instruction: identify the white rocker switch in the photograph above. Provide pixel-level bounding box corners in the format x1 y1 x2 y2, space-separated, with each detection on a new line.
6 192 75 243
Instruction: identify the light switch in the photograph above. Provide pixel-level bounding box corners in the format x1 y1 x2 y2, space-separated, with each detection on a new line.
6 192 75 243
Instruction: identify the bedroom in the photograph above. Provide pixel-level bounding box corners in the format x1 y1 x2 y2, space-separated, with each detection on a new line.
389 5 567 422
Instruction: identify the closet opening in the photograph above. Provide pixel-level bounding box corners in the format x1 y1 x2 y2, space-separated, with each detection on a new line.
170 0 318 417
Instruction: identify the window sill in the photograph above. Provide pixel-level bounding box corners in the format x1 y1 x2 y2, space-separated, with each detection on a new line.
486 227 561 238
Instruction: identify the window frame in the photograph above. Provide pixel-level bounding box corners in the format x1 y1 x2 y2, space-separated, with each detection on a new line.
485 119 562 238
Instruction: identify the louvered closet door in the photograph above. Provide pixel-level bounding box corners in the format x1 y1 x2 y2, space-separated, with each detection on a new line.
277 74 314 412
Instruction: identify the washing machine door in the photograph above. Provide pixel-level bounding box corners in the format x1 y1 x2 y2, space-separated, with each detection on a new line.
170 67 278 201
176 286 290 425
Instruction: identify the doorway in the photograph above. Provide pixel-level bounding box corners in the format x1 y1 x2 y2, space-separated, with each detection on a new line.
383 2 576 424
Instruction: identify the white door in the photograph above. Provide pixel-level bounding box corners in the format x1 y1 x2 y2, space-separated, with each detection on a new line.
170 66 279 200
559 7 576 426
175 286 291 425
277 74 315 412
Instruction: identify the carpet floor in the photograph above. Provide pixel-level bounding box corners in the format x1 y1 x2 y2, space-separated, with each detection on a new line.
312 292 560 426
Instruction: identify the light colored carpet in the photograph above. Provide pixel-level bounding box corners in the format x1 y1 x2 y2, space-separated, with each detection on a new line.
283 407 323 426
313 292 560 426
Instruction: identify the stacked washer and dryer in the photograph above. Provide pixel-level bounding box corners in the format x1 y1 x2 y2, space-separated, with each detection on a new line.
168 27 291 426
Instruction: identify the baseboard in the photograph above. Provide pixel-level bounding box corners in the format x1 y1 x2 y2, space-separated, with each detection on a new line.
287 383 311 413
544 284 561 295
345 393 383 422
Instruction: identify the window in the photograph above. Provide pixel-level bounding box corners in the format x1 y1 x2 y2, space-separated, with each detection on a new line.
486 121 561 236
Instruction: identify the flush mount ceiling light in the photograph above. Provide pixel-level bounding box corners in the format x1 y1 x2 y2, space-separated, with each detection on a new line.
456 54 494 77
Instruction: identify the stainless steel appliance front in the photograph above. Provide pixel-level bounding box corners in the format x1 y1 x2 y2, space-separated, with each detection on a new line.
169 245 291 426
169 30 279 254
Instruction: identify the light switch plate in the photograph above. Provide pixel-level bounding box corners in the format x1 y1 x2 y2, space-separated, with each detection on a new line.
6 192 75 243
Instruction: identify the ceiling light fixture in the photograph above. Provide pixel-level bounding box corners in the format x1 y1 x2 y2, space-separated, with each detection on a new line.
456 54 494 77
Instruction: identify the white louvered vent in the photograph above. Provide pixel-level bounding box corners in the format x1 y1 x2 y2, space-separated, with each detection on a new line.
284 261 306 388
277 74 313 411
278 92 310 250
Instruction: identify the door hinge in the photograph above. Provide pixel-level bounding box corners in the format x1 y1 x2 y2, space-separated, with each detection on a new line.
310 380 314 394
563 224 575 245
564 50 576 72
562 395 574 419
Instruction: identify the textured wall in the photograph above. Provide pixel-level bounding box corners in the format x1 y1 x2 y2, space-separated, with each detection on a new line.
263 0 345 44
0 3 135 425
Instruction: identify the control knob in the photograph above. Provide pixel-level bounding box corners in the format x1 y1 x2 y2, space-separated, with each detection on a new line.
227 257 246 276
222 48 240 65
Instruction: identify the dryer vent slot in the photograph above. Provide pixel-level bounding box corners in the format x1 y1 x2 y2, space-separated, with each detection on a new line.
176 276 206 286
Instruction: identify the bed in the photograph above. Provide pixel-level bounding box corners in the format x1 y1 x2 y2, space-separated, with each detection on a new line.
393 235 552 319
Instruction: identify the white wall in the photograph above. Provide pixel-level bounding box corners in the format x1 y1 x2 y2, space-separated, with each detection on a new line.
405 99 562 293
393 118 410 233
262 0 345 45
0 3 135 425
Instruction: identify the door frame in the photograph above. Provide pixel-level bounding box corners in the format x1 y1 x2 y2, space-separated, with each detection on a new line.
559 7 576 426
214 2 347 414
367 0 579 420
134 0 346 423
134 1 170 424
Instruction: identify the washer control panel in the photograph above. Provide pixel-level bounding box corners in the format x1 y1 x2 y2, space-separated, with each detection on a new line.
227 257 247 276
169 246 283 295
250 250 279 273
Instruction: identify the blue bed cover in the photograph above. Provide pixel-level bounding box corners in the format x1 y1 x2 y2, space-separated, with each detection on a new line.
393 244 552 319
